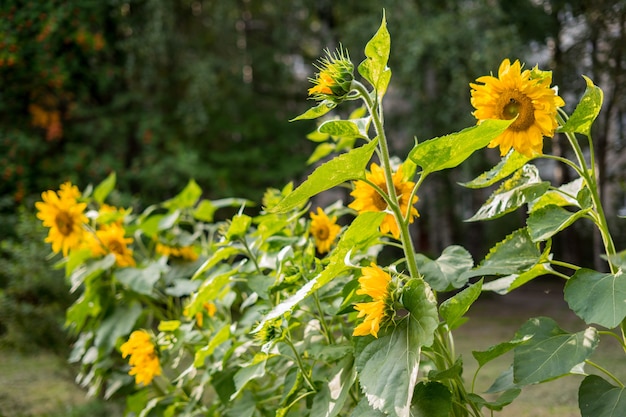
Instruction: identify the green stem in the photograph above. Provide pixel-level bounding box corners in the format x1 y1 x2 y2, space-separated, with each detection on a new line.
284 336 317 392
556 113 617 273
313 292 335 345
353 80 420 279
585 359 625 388
549 259 580 273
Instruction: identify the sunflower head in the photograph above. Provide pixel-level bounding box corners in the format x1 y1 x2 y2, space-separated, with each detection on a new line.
470 58 565 157
353 263 395 338
120 330 162 386
87 223 136 267
308 47 354 103
348 163 419 239
309 207 341 254
35 183 88 256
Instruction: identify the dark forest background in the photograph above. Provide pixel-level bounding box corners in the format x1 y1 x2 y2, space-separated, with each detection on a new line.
1 0 626 350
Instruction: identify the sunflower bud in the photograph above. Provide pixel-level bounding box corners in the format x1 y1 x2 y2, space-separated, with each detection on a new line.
308 47 354 103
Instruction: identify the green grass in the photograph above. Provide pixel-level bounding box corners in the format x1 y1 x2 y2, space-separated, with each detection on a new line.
0 350 122 417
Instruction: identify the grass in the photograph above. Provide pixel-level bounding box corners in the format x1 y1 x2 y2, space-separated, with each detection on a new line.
0 277 624 416
0 350 122 417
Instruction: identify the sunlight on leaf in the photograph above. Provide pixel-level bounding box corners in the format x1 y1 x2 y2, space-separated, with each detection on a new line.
460 151 530 189
559 76 603 136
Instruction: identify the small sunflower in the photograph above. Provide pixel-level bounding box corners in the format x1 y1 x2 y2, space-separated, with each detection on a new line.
348 163 419 239
88 223 136 267
120 330 162 386
35 182 87 256
308 47 354 102
155 243 199 262
309 207 341 254
470 58 565 157
353 263 392 338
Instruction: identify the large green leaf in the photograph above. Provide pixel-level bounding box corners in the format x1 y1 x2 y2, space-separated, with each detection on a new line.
415 245 474 291
564 268 626 329
94 302 143 353
355 323 421 417
462 228 540 279
466 164 549 222
358 12 391 99
460 151 530 189
93 172 116 204
527 204 589 242
309 357 356 417
290 100 337 121
163 179 202 210
559 76 603 136
439 279 482 330
409 119 512 176
472 335 532 368
319 118 370 139
231 353 271 400
356 278 437 417
482 262 554 295
529 178 585 212
115 262 167 295
253 211 384 333
466 390 521 412
512 317 598 386
270 139 378 213
410 382 452 417
579 375 626 417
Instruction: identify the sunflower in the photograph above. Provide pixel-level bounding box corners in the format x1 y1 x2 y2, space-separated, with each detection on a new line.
309 207 341 254
348 163 419 239
120 330 162 386
308 47 354 102
470 58 565 157
353 263 392 338
87 223 136 267
35 182 87 256
155 243 199 261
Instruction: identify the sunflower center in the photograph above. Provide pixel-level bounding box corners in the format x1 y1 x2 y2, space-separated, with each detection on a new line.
108 240 125 255
498 91 535 132
316 225 330 240
372 191 388 211
55 211 74 236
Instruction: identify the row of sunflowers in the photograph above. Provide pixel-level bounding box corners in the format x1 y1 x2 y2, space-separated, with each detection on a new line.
36 14 624 417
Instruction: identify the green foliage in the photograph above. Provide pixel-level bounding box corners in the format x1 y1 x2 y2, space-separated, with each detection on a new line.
0 209 73 353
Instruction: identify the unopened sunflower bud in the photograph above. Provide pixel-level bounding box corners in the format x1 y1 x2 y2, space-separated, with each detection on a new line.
308 47 354 103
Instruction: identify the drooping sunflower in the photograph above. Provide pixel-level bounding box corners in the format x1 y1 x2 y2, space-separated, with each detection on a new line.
309 207 341 254
87 223 136 267
353 263 392 338
470 58 565 157
35 182 87 256
120 330 162 386
348 163 419 239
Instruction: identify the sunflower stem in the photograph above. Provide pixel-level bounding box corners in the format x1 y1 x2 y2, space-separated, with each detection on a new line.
352 80 420 280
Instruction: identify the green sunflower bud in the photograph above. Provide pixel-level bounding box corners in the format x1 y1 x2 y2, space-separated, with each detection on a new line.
308 46 354 103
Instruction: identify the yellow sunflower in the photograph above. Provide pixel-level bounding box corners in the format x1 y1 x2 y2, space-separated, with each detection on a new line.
353 263 392 338
88 223 136 267
120 330 162 386
35 182 87 256
470 58 565 157
309 207 341 254
348 163 419 239
308 47 354 102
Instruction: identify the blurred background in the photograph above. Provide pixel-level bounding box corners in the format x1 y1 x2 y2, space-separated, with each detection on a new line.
1 0 625 384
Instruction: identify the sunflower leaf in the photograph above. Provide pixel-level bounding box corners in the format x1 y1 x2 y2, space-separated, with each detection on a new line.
358 12 391 99
409 119 513 176
462 228 540 279
579 375 626 417
415 245 474 291
270 138 378 213
319 118 369 140
460 151 531 189
559 75 603 136
564 268 626 328
466 164 549 222
290 100 337 121
527 204 589 242
93 172 116 205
